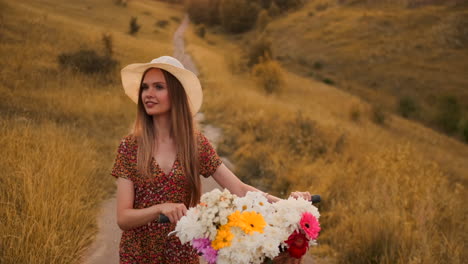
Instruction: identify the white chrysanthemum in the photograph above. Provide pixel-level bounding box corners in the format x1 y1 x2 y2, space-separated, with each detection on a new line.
219 231 256 264
174 208 202 243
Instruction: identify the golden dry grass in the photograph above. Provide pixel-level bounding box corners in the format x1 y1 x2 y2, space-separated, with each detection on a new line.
1 0 467 263
263 0 468 138
0 0 183 262
185 17 468 263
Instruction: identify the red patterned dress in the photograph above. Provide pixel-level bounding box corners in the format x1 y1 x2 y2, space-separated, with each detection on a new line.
111 131 222 264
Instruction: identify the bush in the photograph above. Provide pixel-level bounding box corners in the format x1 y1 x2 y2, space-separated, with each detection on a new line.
286 112 327 158
436 95 461 134
186 0 220 26
256 9 271 31
371 105 388 125
114 0 127 7
219 0 260 33
313 61 323 70
350 105 361 122
268 2 280 17
323 78 334 85
129 16 140 35
247 35 273 67
398 96 418 118
252 59 284 94
155 19 169 28
170 16 181 22
58 49 118 74
196 25 206 38
101 33 113 57
316 2 329 12
462 121 468 143
273 0 305 9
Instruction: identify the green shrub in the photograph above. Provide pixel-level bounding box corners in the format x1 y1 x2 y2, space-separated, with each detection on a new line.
436 95 461 134
323 78 334 85
129 16 140 35
247 35 273 67
252 59 284 94
398 96 418 118
58 49 118 74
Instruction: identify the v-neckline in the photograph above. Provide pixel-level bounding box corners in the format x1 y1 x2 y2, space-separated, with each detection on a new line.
152 153 178 176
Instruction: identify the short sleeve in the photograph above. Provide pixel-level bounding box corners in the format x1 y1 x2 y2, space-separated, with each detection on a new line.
197 132 222 178
111 135 137 181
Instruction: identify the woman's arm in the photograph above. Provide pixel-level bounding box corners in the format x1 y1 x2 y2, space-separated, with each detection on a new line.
212 163 312 202
116 178 187 230
211 163 281 202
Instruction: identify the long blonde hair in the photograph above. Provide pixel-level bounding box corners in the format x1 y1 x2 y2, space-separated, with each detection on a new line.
133 68 201 207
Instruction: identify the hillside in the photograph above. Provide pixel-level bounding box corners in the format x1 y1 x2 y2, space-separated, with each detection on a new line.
183 1 468 262
1 0 467 263
261 0 468 141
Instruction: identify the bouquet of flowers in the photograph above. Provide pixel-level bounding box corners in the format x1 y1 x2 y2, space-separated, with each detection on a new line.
173 189 320 264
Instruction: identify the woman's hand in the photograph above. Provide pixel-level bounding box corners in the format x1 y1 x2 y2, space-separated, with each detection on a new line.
289 191 311 201
157 203 188 223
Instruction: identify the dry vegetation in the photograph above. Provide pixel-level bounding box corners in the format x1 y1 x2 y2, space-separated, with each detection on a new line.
0 0 183 262
263 0 468 142
1 0 467 263
185 11 467 263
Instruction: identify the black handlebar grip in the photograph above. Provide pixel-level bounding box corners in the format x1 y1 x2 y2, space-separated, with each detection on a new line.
158 214 170 223
311 194 321 204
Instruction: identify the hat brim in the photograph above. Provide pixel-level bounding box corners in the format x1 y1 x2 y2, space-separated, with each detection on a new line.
121 62 202 115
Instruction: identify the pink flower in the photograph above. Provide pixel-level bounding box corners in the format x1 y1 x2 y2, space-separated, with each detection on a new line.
202 245 218 264
192 238 217 264
300 212 320 240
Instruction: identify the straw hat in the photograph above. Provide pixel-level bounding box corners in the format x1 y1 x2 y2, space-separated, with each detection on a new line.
121 56 202 115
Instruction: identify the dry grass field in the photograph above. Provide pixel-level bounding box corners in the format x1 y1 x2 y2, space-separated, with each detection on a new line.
263 0 468 140
0 0 183 262
184 9 468 262
1 0 467 263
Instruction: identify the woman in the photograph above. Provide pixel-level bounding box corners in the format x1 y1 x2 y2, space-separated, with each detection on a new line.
111 56 311 263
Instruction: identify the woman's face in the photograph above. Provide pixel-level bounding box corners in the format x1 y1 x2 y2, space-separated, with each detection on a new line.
140 68 171 116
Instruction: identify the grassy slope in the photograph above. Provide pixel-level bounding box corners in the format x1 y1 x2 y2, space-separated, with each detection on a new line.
265 0 468 136
184 9 468 263
0 0 183 263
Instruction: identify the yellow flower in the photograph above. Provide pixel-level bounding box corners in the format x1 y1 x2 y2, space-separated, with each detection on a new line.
227 210 243 227
238 211 266 235
211 225 234 250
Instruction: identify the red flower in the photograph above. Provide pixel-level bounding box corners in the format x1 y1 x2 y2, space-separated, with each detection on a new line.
285 231 309 259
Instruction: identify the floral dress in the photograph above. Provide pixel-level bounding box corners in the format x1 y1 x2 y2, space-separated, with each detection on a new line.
111 131 222 264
